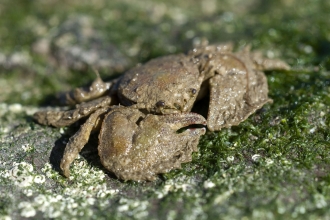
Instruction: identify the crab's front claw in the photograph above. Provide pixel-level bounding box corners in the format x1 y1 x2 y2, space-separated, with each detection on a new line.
33 96 112 127
98 107 206 181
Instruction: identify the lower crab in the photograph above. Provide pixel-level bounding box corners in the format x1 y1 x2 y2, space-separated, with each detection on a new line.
34 41 289 181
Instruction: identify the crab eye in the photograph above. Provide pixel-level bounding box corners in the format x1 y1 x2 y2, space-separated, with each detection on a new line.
156 100 166 107
191 88 197 95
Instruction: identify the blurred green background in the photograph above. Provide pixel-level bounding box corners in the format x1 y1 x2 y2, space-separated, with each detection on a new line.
0 0 329 219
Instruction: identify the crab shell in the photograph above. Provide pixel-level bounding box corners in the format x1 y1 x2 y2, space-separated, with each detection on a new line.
116 54 204 114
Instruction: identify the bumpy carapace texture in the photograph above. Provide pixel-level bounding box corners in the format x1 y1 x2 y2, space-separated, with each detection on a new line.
34 42 289 181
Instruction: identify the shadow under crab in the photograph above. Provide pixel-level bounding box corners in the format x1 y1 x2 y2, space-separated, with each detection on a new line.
34 41 289 181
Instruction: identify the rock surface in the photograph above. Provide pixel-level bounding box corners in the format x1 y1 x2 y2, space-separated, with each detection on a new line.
0 0 330 219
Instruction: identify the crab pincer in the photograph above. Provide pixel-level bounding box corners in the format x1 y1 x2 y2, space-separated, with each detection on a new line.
98 107 206 181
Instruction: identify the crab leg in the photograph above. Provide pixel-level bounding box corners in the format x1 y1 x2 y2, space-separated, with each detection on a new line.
250 51 291 71
207 69 250 131
33 96 114 127
60 107 109 177
206 45 291 131
59 71 116 105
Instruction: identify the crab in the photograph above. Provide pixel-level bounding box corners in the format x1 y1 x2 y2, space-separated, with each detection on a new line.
34 42 289 181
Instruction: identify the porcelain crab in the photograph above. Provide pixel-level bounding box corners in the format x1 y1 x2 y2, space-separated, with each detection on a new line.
34 42 289 181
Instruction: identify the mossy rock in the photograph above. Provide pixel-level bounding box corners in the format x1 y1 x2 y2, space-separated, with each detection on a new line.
0 0 329 219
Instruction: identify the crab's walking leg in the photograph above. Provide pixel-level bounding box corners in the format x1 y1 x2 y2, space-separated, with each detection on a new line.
207 67 274 131
33 96 114 127
59 71 117 105
60 108 109 177
245 69 273 110
251 51 291 71
206 48 290 131
207 67 252 131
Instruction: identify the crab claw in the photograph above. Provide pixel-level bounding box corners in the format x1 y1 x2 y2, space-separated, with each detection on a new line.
98 107 206 181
